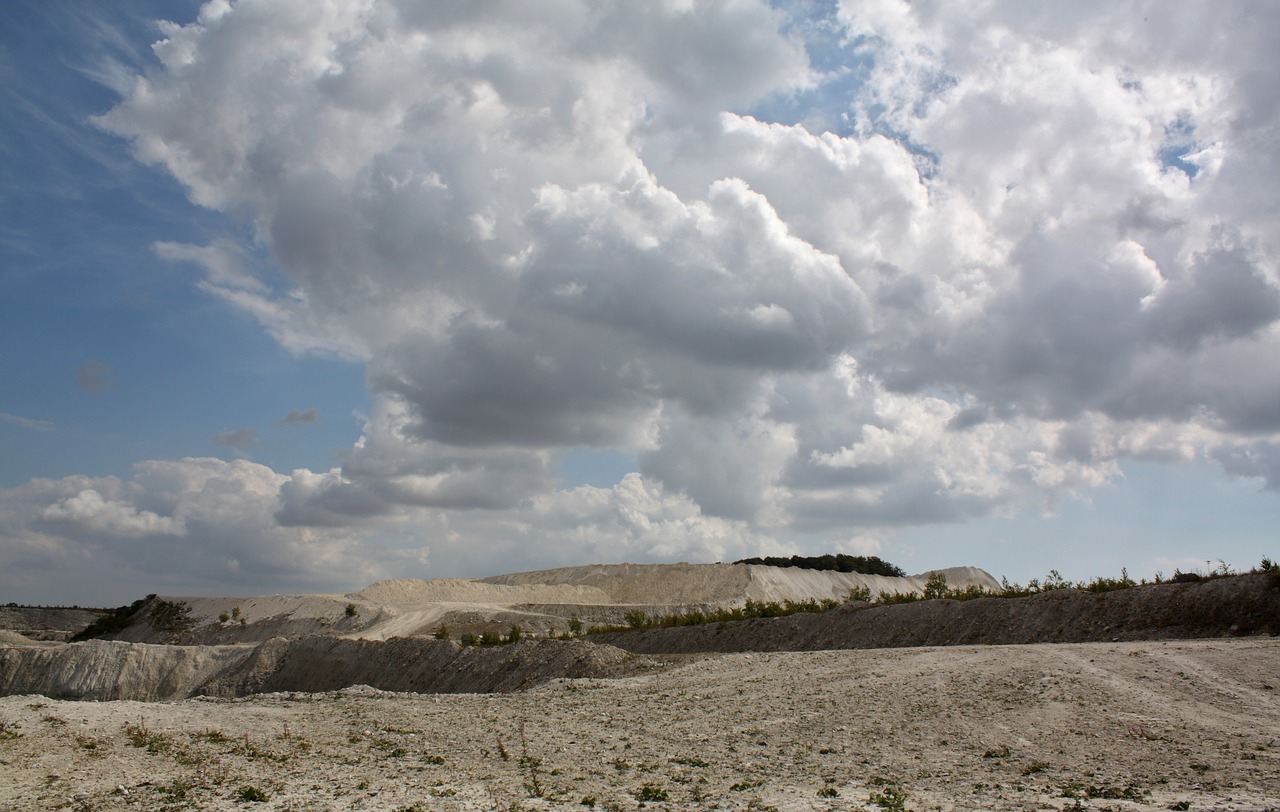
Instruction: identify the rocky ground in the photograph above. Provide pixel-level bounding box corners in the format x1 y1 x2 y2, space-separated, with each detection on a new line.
3 637 1278 812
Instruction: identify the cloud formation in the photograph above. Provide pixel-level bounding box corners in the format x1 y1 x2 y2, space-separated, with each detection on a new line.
3 0 1278 598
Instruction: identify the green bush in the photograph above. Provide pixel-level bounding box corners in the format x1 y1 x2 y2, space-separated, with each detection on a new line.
72 594 156 641
733 553 906 577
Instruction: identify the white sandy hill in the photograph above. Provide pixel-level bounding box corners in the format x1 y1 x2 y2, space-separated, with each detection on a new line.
479 562 1000 606
113 562 1000 644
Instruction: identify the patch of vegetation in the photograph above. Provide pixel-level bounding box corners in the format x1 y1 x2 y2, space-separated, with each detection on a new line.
868 782 909 811
669 756 709 768
634 784 669 802
344 603 358 617
730 779 765 791
1086 784 1147 801
0 722 22 740
1022 760 1051 775
149 599 195 636
734 553 906 577
234 785 270 802
125 721 172 754
983 745 1010 759
817 786 840 797
71 594 154 640
590 597 843 635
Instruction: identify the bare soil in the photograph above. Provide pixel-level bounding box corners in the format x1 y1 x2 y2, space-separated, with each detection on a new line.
2 638 1278 811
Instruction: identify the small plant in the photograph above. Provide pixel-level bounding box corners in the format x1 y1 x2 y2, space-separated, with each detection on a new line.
869 782 909 811
0 722 21 740
634 784 669 802
847 585 872 602
234 785 270 802
480 630 503 646
581 796 597 807
730 779 764 791
983 745 1010 759
434 625 449 640
1022 761 1051 775
125 720 172 754
508 624 522 643
219 611 231 623
568 616 583 635
817 785 840 797
517 721 544 797
624 609 648 629
344 603 358 617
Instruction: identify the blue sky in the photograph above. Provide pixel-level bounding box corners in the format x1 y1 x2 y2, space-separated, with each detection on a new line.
2 0 1277 606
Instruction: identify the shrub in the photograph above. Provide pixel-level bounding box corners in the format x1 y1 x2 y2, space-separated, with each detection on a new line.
923 572 949 600
847 585 872 603
733 553 906 577
568 616 583 635
434 625 449 640
344 603 358 617
149 599 195 635
508 624 522 643
71 594 155 641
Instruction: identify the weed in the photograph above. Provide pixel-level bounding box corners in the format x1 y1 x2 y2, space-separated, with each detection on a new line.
868 782 909 811
817 786 840 797
345 603 358 617
581 796 597 807
0 722 21 740
669 756 709 767
518 721 543 797
1167 802 1191 811
1086 784 1147 801
1022 761 1051 775
234 785 270 802
434 625 449 640
41 715 66 727
731 779 765 791
634 784 669 802
125 720 172 754
983 745 1010 759
423 754 445 765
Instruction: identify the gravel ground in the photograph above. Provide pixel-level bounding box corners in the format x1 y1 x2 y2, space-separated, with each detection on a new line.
3 637 1278 812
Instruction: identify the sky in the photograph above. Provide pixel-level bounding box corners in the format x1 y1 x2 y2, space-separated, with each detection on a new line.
2 0 1278 607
